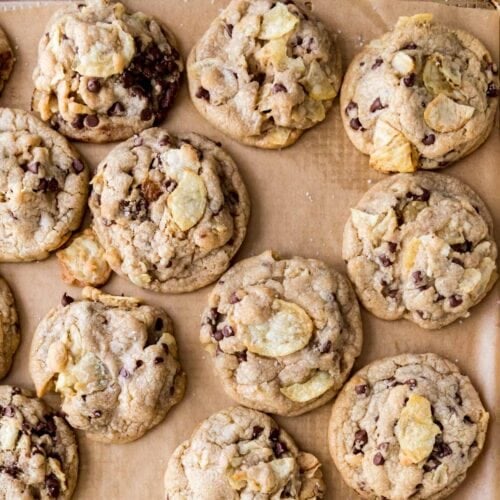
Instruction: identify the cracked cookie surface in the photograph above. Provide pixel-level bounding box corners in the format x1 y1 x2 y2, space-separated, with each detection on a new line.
0 27 14 96
0 276 19 380
0 108 88 262
89 128 250 293
29 287 186 443
341 14 498 172
164 406 324 499
32 0 183 143
200 251 363 416
0 385 78 500
328 353 489 500
343 173 497 329
188 0 341 148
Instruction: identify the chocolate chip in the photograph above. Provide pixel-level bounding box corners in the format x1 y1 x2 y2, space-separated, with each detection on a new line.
382 286 398 299
84 115 99 127
11 387 20 395
486 82 498 98
2 405 14 417
162 343 169 355
136 360 144 369
119 367 130 378
455 392 463 406
403 73 416 87
27 161 40 174
272 441 288 458
463 415 473 424
71 114 85 129
451 241 472 253
140 108 153 121
372 58 383 69
46 473 60 497
405 379 417 389
3 465 21 478
355 384 368 395
449 295 463 308
370 97 386 113
107 101 125 116
61 293 74 306
155 318 164 331
252 72 266 85
320 340 332 353
422 134 436 145
71 158 84 174
236 351 247 363
487 62 498 75
272 83 287 93
269 428 280 442
154 357 164 364
373 452 385 465
353 429 368 453
211 329 223 341
93 410 102 418
434 440 452 459
349 117 363 130
424 457 441 472
165 179 177 193
87 78 101 93
412 270 425 286
225 23 234 37
379 254 391 267
221 325 234 338
229 292 240 304
195 87 210 101
142 179 162 202
345 101 358 116
402 42 417 50
451 258 463 266
206 308 220 326
252 425 264 439
406 188 430 202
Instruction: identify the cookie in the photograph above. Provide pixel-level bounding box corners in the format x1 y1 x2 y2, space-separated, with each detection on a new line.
29 287 186 443
187 0 342 149
200 251 363 416
0 108 88 262
341 14 499 172
89 128 250 293
32 0 183 143
0 26 15 95
56 227 112 287
328 353 489 500
343 172 497 329
0 276 19 380
164 406 325 499
0 385 79 500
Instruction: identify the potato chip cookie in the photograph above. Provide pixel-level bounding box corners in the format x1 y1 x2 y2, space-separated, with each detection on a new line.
187 0 342 148
0 276 20 380
343 173 497 329
89 128 250 293
341 14 498 171
200 251 363 416
0 385 79 499
29 287 186 443
0 108 88 262
32 0 183 143
0 26 15 96
164 406 325 499
329 353 489 500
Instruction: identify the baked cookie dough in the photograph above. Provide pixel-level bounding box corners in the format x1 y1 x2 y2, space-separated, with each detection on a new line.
188 0 342 148
165 406 325 499
29 287 186 443
0 27 15 95
329 353 489 500
0 385 79 500
32 0 183 143
0 276 19 380
341 14 499 172
89 129 250 293
200 251 363 416
0 108 88 262
343 173 497 329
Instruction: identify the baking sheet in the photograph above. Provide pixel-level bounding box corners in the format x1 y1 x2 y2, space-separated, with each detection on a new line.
0 0 498 498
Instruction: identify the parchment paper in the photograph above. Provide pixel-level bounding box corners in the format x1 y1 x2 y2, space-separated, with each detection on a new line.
0 1 498 498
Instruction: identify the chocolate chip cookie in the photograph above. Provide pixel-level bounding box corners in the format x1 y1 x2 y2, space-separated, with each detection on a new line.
0 385 79 499
29 287 186 444
0 108 88 262
89 129 250 293
0 26 15 96
164 406 325 499
0 276 19 380
188 0 342 149
32 0 183 143
328 353 489 500
341 14 499 172
200 251 363 416
343 173 497 329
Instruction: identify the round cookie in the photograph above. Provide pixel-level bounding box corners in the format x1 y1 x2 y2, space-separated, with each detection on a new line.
165 406 325 499
0 27 15 95
29 287 186 443
0 385 79 499
89 128 250 293
0 108 88 262
187 0 342 149
32 0 183 143
328 353 489 500
200 251 363 416
0 276 20 380
341 14 499 172
343 172 497 329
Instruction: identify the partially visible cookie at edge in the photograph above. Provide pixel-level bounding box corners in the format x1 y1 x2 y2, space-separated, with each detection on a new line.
0 275 20 380
0 26 15 95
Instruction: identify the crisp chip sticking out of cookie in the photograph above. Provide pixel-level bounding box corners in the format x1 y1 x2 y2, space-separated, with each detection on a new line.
301 61 336 101
392 51 415 75
424 94 474 133
0 419 21 451
239 299 313 357
423 54 462 97
395 394 441 465
259 3 299 40
280 371 334 402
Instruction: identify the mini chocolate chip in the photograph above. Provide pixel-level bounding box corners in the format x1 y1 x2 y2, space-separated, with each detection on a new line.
27 161 40 174
273 441 288 458
159 135 172 146
165 179 177 192
372 58 383 69
140 108 153 121
387 242 397 253
349 117 363 130
252 425 264 439
269 428 280 441
46 473 60 497
455 392 463 406
162 343 169 355
423 457 441 472
3 405 15 417
373 452 385 465
451 258 463 266
155 318 164 331
119 367 130 378
353 429 368 454
61 293 74 306
412 270 424 285
370 97 386 113
451 241 472 253
253 72 266 85
154 357 164 364
84 115 99 127
345 101 358 118
355 384 368 395
107 101 125 116
320 340 332 354
4 465 21 478
402 42 417 50
486 82 498 98
236 351 247 363
195 87 210 101
229 292 240 304
221 325 234 338
272 83 287 93
434 441 452 458
382 286 398 299
406 188 430 202
225 23 234 37
136 360 144 369
405 379 417 389
87 78 101 93
403 73 416 87
422 133 436 145
379 254 391 267
463 415 473 424
71 114 85 129
72 159 84 174
449 295 463 308
11 387 20 395
211 329 224 341
93 410 102 418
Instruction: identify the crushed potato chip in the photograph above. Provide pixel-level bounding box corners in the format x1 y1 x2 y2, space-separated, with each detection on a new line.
395 394 441 465
402 238 421 273
392 51 415 75
280 371 334 402
230 458 295 493
82 287 141 308
424 94 474 133
238 299 313 357
423 54 462 97
0 419 20 451
396 13 433 30
458 268 481 294
259 3 299 40
301 61 336 101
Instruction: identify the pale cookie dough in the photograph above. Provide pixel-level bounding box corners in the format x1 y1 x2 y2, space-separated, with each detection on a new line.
0 27 15 96
89 129 250 293
343 173 497 329
29 287 186 443
200 251 363 416
188 0 342 148
328 353 489 500
0 276 19 380
32 0 183 143
341 14 499 172
165 406 325 499
56 228 112 287
0 385 79 500
0 108 88 262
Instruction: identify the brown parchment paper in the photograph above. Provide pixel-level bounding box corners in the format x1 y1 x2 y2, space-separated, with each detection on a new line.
0 1 498 499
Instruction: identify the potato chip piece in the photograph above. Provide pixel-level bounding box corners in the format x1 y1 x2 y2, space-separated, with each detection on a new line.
402 238 421 273
402 201 427 223
392 51 415 75
424 94 474 133
395 394 441 465
82 287 141 308
301 61 337 101
167 169 208 231
280 371 334 402
230 458 295 493
459 268 481 294
396 13 433 30
259 3 299 40
239 299 313 357
423 54 462 97
350 209 380 231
